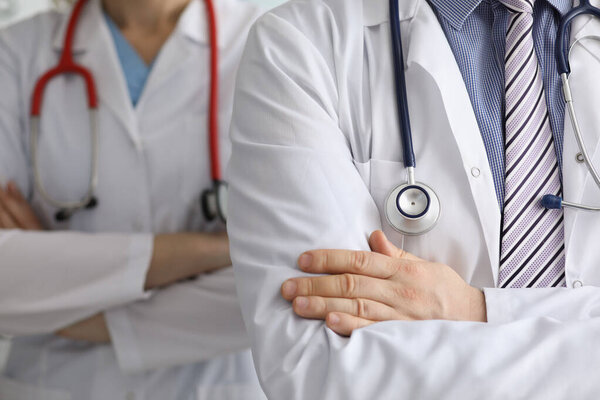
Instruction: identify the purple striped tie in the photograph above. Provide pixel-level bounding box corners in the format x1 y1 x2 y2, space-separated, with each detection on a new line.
498 0 566 288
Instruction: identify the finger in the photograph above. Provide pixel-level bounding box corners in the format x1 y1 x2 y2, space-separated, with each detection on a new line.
1 183 42 230
326 312 374 337
0 204 18 229
6 181 25 202
298 249 399 279
293 296 401 322
282 274 392 304
368 230 422 261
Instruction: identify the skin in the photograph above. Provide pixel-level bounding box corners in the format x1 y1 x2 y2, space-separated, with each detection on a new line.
281 230 487 337
102 0 192 64
0 182 232 343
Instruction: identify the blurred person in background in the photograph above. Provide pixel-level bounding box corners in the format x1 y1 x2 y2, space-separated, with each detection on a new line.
0 0 265 399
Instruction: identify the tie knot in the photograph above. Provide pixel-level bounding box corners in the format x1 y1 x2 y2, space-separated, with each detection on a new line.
500 0 534 14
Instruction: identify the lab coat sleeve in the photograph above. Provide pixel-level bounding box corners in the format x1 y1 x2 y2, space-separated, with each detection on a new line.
0 231 153 336
0 19 154 337
105 267 250 374
227 10 600 400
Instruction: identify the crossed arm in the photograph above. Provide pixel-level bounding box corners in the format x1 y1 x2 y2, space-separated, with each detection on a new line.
0 182 231 344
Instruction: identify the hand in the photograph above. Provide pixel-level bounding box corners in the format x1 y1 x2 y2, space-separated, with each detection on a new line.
0 181 43 230
281 231 486 336
56 313 111 343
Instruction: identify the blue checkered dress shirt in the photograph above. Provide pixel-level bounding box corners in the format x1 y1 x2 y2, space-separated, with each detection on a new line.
427 0 572 207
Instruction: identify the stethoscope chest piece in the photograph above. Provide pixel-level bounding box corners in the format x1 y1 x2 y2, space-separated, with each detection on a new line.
385 182 440 235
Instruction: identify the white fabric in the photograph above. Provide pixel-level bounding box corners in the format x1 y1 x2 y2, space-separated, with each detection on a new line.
0 0 265 398
227 0 600 398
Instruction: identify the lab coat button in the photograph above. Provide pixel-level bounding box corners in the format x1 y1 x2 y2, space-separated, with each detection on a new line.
573 280 583 288
576 153 585 163
471 167 481 178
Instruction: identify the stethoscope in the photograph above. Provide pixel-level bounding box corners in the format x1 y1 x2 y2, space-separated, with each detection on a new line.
30 0 227 223
385 0 441 235
542 0 600 212
386 0 600 236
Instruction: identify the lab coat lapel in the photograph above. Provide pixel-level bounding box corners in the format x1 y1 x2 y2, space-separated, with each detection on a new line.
405 1 502 284
562 9 600 254
140 0 220 104
53 0 140 148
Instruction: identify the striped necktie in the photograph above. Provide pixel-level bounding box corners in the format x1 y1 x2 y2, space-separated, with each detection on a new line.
498 0 566 288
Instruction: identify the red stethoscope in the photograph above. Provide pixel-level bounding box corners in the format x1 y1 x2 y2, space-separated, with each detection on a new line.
30 0 227 223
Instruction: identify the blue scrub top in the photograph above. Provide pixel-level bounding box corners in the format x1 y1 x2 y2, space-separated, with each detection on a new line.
104 14 153 106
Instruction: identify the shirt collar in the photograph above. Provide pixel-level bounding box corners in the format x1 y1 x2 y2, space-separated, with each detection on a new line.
428 0 484 30
546 0 572 16
429 0 573 31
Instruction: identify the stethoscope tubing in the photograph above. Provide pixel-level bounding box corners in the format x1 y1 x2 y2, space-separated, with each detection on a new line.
555 0 600 74
547 2 600 211
389 0 416 170
30 112 98 210
29 0 223 220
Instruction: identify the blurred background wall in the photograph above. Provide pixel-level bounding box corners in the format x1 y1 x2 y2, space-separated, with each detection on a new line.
0 0 287 28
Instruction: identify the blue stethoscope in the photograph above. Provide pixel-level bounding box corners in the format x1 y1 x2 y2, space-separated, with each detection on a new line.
386 0 600 236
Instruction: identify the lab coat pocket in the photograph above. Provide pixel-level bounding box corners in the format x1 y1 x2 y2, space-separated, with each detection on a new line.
0 376 71 400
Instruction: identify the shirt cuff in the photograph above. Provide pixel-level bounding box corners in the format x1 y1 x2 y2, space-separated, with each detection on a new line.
483 287 518 324
106 305 145 374
122 234 154 300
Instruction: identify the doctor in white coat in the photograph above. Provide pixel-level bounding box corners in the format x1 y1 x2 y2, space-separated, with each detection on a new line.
0 0 266 399
228 0 600 398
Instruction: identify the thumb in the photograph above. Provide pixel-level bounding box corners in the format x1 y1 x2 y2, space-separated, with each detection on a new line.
368 230 422 261
368 230 397 257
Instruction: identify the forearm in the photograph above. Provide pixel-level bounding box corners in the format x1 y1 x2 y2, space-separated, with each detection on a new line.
106 267 250 373
56 233 231 343
0 230 152 335
144 232 230 290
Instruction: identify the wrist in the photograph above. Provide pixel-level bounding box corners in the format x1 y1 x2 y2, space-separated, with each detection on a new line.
468 287 487 322
145 233 230 290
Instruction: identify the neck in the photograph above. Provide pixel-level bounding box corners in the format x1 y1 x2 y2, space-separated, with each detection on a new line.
101 0 191 31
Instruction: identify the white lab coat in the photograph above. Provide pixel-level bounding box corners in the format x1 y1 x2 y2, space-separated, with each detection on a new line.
0 0 266 399
227 0 600 398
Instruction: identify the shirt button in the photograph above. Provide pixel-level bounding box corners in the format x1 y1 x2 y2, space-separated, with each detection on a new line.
573 280 583 288
471 167 481 178
576 153 585 163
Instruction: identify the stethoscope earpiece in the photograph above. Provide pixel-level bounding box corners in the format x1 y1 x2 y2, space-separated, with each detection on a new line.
541 195 562 210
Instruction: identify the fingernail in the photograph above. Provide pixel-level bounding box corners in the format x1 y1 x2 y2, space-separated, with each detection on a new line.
295 297 308 309
328 313 340 325
282 280 297 298
298 253 313 269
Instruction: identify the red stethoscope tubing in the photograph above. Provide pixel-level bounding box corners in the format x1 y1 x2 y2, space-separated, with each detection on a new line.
204 0 221 182
31 0 221 181
31 0 98 115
